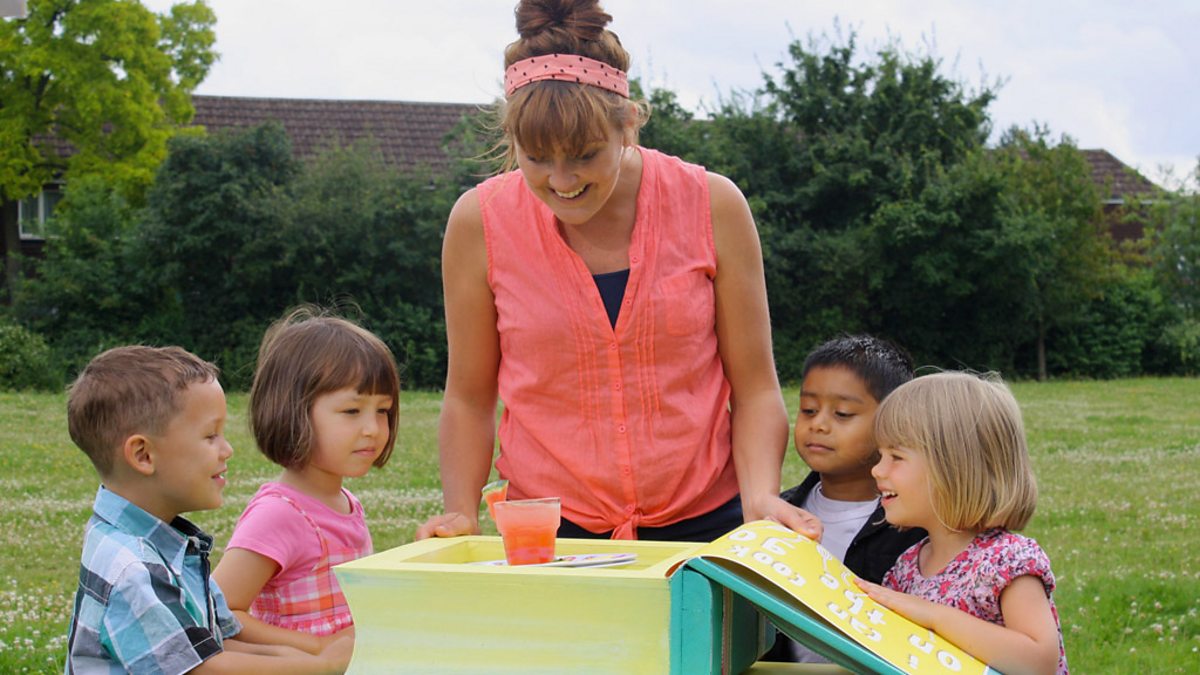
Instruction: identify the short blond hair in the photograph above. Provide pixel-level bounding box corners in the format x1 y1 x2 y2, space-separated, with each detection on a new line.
875 371 1037 532
68 346 220 476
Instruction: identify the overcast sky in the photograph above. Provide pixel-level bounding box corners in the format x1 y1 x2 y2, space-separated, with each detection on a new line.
142 0 1199 187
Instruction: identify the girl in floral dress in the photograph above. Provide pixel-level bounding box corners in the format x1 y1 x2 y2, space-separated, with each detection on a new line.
858 372 1069 674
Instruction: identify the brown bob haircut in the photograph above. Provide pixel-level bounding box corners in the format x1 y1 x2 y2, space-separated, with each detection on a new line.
874 371 1038 532
495 0 650 172
68 345 220 476
250 307 400 470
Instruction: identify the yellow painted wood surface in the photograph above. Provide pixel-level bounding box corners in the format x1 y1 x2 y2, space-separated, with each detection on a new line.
336 536 702 674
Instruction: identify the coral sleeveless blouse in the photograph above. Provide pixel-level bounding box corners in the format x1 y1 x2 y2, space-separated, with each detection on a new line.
477 147 739 539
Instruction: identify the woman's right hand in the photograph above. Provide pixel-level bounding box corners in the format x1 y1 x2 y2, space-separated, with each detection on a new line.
414 512 479 540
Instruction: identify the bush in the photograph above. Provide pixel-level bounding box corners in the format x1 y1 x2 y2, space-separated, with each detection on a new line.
0 321 59 390
1042 270 1168 378
1157 318 1200 375
10 176 143 380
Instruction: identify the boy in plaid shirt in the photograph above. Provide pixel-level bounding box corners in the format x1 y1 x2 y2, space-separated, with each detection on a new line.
64 346 350 674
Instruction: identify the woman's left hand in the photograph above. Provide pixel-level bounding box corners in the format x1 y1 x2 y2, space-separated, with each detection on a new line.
745 494 823 541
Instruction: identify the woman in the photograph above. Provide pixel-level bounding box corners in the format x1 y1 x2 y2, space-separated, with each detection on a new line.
416 0 820 542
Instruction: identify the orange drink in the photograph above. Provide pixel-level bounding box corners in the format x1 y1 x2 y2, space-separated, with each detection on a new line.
482 479 509 521
492 497 560 565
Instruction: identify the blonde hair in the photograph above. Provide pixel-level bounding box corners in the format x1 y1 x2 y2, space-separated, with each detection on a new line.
874 371 1037 532
493 0 650 172
250 307 400 470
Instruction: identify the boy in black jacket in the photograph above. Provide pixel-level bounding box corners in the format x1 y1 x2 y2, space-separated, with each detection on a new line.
767 335 926 662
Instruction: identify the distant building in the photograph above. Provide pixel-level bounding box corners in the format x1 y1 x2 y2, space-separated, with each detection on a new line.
189 95 480 175
1081 148 1161 242
2 95 479 295
0 95 1162 294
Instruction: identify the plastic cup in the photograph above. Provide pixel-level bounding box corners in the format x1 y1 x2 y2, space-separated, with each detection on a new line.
492 497 561 565
482 479 509 521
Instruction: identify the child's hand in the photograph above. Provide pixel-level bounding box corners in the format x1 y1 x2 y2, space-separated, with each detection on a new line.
855 578 941 629
415 512 478 540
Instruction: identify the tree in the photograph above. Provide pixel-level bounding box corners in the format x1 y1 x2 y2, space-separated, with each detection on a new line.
10 175 145 377
761 33 995 233
13 122 462 389
1148 161 1200 317
277 139 454 389
1 0 216 292
1147 160 1200 372
0 0 215 200
132 121 298 383
716 33 1000 377
991 127 1109 379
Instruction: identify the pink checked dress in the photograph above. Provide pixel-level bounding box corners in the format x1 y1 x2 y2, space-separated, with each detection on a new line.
225 482 372 635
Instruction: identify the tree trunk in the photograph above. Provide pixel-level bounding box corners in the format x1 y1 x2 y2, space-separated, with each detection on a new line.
2 200 21 304
1037 313 1047 381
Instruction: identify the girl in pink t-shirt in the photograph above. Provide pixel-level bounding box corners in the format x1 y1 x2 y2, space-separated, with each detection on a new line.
213 307 400 654
856 372 1068 674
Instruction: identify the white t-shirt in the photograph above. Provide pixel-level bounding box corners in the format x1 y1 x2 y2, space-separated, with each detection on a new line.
802 482 879 560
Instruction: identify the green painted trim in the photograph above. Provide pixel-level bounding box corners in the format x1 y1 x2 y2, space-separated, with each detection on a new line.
684 559 904 675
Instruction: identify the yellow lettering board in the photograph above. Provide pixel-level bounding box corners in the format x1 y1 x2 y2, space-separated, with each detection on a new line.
679 521 991 674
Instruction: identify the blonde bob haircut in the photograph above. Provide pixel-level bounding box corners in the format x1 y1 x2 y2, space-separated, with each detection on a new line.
874 371 1037 532
250 307 400 470
494 0 650 173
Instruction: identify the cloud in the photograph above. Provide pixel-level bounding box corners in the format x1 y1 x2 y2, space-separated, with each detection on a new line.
139 0 1197 179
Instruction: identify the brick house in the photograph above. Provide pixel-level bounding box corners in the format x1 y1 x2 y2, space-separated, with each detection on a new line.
1 95 479 295
1082 148 1161 242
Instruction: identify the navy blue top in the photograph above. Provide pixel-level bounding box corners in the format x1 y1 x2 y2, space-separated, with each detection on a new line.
592 268 630 329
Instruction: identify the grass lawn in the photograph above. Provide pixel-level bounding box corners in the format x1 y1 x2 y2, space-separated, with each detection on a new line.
1 378 1198 672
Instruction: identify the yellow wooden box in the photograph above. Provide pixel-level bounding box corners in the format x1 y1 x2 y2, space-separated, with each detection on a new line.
335 536 703 674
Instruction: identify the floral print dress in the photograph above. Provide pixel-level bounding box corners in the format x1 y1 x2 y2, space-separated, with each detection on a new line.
884 528 1069 674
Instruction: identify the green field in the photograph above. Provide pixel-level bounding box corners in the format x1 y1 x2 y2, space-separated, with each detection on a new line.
2 379 1198 672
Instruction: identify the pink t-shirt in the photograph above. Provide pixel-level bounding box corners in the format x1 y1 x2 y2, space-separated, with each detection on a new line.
225 482 372 633
477 147 739 539
885 529 1068 674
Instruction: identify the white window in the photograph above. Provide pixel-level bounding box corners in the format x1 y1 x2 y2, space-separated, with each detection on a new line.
1 2 29 20
17 187 63 239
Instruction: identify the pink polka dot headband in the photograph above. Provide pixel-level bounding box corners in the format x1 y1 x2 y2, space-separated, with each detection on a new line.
504 53 630 98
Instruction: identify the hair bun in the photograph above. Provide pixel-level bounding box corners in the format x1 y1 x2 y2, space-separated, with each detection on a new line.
515 0 612 42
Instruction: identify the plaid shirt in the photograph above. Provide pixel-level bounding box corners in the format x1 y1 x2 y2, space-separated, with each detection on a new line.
65 487 241 674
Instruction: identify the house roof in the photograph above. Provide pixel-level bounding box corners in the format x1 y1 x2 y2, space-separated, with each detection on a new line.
190 95 482 174
1080 149 1159 201
38 95 1165 198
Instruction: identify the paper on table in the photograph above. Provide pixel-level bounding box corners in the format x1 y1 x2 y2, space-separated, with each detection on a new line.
472 552 638 568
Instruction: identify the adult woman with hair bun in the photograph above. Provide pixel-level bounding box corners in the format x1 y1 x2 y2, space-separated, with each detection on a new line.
416 0 821 543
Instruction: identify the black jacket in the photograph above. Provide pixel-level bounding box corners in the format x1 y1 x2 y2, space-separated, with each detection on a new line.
781 472 927 585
